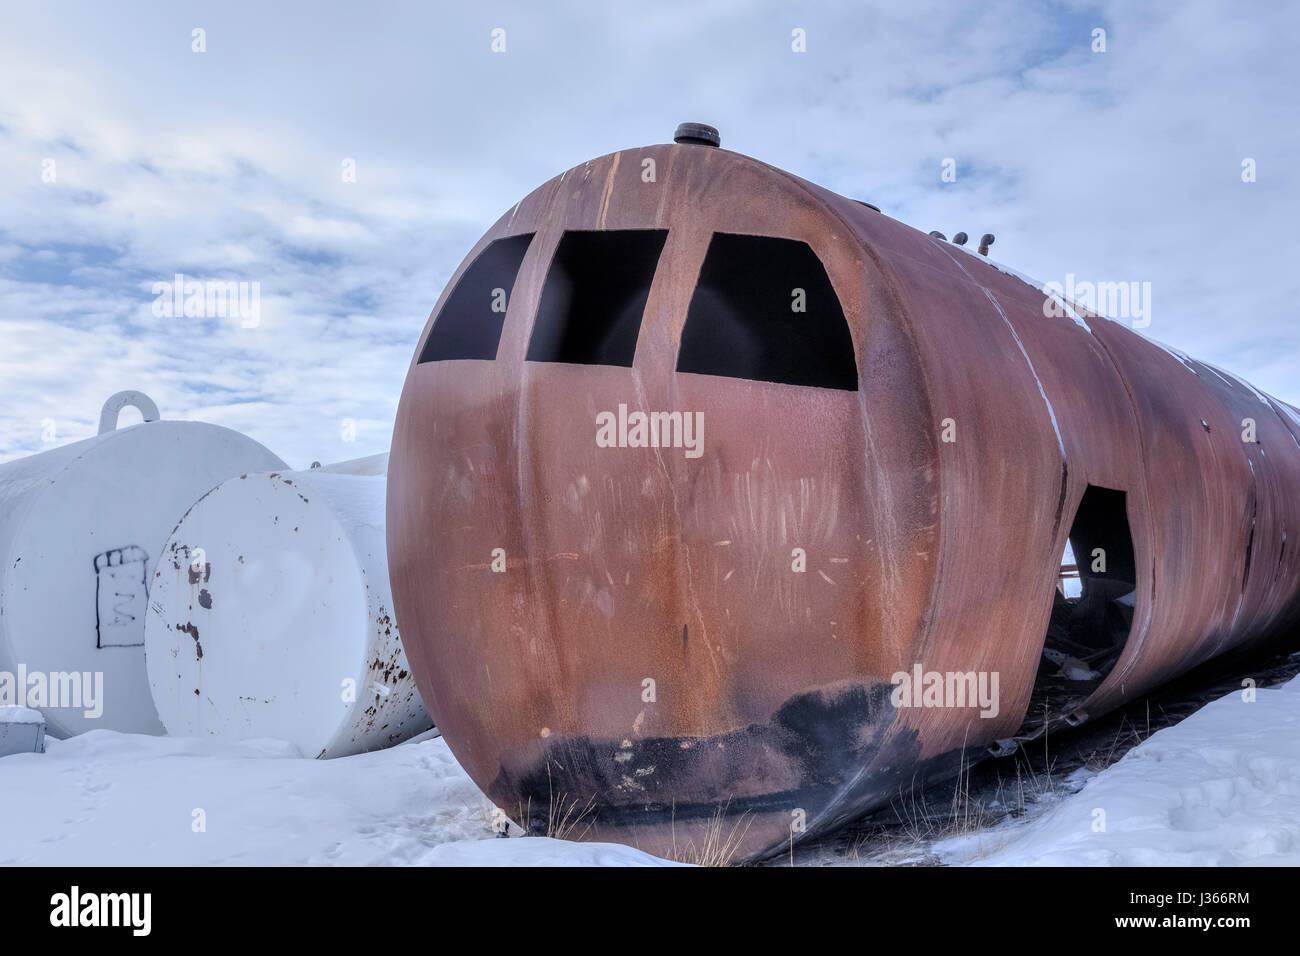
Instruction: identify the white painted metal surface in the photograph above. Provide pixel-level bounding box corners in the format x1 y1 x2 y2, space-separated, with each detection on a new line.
144 470 431 758
316 452 389 476
0 397 286 737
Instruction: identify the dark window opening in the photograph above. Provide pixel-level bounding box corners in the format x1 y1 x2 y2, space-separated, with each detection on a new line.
677 233 858 390
526 229 668 367
418 233 535 363
1008 485 1137 747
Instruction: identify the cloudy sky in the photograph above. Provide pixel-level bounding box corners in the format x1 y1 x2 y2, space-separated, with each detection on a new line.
1 0 1296 466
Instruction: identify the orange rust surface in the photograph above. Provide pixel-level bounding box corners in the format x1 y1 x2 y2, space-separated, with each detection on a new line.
387 140 1300 861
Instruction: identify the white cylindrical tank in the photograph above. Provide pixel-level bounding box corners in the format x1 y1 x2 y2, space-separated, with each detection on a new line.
144 469 432 758
313 451 389 476
0 393 287 737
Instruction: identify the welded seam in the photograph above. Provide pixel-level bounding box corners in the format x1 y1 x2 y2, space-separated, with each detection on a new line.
981 288 1067 461
1079 329 1157 692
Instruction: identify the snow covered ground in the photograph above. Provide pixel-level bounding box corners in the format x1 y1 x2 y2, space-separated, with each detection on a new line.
934 675 1300 866
3 676 1298 866
0 729 678 866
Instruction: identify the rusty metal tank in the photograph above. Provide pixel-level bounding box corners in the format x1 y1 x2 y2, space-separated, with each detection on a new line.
387 125 1300 862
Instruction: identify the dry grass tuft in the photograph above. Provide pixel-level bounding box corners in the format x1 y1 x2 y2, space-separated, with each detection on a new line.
508 764 598 842
669 803 753 867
